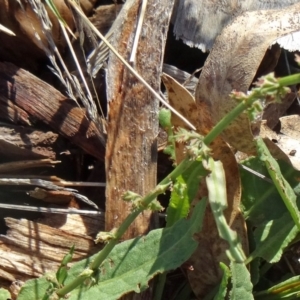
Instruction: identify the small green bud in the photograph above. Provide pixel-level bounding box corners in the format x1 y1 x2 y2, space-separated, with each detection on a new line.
94 228 118 244
123 191 142 202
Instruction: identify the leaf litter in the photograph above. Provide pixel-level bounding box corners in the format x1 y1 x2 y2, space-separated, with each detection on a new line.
2 1 300 299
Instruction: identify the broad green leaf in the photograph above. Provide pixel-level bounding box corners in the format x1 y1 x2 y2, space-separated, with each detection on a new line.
240 157 286 225
229 262 253 300
255 275 300 299
241 156 300 225
0 288 11 299
206 157 246 262
247 212 297 264
241 154 299 264
255 137 300 230
166 161 206 226
213 263 230 300
18 200 206 300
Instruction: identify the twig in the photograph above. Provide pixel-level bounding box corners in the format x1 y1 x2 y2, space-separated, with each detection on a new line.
0 24 15 36
0 159 60 173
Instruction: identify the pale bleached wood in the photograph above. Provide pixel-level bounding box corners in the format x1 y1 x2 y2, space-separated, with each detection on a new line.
0 216 104 285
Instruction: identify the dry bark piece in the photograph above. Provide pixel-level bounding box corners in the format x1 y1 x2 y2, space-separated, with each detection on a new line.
0 158 59 173
105 0 174 240
0 99 31 126
38 212 105 236
28 188 76 205
0 124 59 160
196 3 300 154
0 62 105 160
0 139 52 161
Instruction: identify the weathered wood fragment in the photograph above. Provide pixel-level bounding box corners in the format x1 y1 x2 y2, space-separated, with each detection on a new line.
0 125 59 159
0 215 104 291
0 158 59 173
0 99 30 126
0 62 106 160
105 0 174 240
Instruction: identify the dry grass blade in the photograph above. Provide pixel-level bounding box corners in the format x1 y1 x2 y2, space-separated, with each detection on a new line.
129 0 148 64
0 204 103 216
67 0 196 130
27 0 100 125
0 24 15 36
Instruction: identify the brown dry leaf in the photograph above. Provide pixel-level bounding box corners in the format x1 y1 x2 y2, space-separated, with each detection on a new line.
161 73 200 163
172 0 300 52
196 3 300 154
162 73 247 298
274 115 300 170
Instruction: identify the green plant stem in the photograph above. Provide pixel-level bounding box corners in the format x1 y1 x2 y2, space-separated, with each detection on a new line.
203 73 300 146
55 158 195 297
278 73 300 86
54 73 300 298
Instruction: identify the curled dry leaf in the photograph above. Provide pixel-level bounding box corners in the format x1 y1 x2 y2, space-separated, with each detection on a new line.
172 0 300 52
274 115 300 170
162 73 248 298
196 3 300 154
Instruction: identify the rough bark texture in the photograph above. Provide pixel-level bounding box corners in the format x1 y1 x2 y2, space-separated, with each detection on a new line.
105 0 174 240
0 125 59 160
0 62 106 160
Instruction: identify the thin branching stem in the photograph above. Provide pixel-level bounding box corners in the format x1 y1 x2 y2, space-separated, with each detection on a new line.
54 71 300 297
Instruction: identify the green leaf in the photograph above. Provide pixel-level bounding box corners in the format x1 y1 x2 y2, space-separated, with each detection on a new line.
240 157 286 225
56 245 75 284
0 288 11 299
213 263 231 300
241 156 300 264
255 137 300 230
206 157 246 262
229 262 253 300
255 275 300 300
166 161 206 226
18 200 207 300
247 212 297 264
